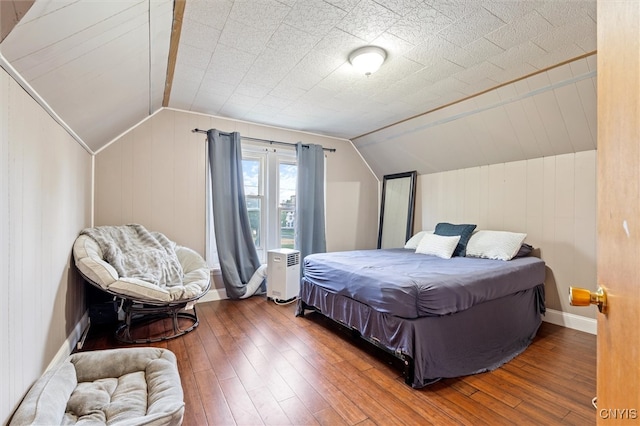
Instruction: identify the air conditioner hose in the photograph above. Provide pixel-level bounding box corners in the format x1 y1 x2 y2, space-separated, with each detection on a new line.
240 264 268 299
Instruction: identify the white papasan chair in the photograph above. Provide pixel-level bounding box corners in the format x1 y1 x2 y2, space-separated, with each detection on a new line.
73 224 210 343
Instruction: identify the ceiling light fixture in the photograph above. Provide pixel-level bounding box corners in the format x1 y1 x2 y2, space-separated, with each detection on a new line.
349 46 387 76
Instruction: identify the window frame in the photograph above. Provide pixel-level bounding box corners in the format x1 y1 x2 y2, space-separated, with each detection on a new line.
277 158 297 250
241 151 266 258
242 142 297 262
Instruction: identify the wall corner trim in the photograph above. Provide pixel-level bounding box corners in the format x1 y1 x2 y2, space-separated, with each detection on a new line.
94 107 164 155
0 52 93 155
543 308 597 335
45 311 90 372
54 289 223 370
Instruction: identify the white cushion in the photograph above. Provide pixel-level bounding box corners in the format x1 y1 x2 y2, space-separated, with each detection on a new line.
466 230 527 261
415 233 461 259
9 348 184 426
73 234 210 303
404 230 432 249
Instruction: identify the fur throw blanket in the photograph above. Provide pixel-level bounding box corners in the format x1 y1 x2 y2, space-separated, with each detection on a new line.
80 224 183 287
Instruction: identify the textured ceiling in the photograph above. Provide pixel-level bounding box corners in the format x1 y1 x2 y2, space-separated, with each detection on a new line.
0 0 596 153
170 0 596 140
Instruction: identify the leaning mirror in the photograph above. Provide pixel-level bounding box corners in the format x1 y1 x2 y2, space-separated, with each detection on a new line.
378 171 417 249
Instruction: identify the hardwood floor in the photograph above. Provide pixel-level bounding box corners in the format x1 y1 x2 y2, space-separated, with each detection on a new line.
80 297 597 425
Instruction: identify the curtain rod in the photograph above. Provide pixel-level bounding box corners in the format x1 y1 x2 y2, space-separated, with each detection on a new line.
191 128 336 152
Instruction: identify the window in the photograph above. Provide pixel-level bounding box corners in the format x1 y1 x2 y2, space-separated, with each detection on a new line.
278 162 297 249
241 143 297 262
242 156 263 249
205 141 297 270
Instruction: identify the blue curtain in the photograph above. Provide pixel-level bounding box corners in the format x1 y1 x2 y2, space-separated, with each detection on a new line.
295 143 326 268
207 130 263 299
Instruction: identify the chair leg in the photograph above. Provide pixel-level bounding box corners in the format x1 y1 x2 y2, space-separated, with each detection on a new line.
114 300 200 344
123 307 134 342
171 308 181 334
169 304 199 335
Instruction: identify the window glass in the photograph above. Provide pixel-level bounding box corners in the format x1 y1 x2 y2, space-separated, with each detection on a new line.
206 146 296 267
241 145 296 261
245 197 261 247
242 157 263 250
242 159 261 196
279 162 297 249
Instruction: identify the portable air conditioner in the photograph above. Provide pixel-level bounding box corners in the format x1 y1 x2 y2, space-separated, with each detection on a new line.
267 249 300 302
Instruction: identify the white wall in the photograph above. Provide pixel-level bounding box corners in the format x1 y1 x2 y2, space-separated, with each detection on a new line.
353 55 597 179
0 67 92 424
356 55 598 328
94 108 379 289
415 151 597 320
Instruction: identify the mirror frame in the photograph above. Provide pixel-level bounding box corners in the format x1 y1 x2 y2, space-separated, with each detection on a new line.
377 171 417 249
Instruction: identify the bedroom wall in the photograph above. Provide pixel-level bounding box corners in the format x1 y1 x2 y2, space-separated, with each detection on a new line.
414 150 597 322
354 54 598 329
0 67 92 424
94 108 379 290
353 55 597 180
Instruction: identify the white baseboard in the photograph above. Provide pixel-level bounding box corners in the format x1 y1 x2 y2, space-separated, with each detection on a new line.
543 308 597 335
198 287 228 303
48 285 223 372
198 269 227 303
45 311 90 372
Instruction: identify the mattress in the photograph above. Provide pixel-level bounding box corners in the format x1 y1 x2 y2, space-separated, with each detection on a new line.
303 248 546 319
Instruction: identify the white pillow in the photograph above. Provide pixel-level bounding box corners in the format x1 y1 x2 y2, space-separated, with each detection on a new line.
404 230 433 249
466 230 527 261
415 233 461 259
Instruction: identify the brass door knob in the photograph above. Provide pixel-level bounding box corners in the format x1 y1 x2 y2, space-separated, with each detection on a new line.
569 286 607 314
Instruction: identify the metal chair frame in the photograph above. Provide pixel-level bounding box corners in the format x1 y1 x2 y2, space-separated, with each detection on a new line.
79 270 211 344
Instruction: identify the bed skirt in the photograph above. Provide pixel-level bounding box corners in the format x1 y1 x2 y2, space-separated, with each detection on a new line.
296 278 545 388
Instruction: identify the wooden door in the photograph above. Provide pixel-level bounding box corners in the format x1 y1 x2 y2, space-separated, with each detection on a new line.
596 1 640 422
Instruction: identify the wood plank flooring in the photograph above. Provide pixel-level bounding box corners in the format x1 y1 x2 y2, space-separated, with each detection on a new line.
79 297 597 425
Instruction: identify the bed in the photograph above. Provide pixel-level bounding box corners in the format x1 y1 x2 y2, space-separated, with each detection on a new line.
295 247 546 388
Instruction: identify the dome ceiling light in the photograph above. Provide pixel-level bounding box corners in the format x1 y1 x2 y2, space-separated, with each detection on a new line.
349 46 387 76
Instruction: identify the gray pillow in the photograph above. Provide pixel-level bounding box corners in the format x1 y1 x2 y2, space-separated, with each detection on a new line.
434 222 477 257
514 243 533 258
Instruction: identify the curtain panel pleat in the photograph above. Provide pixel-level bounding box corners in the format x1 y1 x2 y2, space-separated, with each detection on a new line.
207 130 262 299
295 143 327 271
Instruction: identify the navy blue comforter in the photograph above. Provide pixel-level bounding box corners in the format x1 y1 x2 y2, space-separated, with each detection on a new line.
303 248 545 319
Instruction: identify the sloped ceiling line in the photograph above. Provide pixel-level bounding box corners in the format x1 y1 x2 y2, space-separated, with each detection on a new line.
354 68 596 148
172 0 596 141
0 0 597 161
0 52 92 154
353 51 598 141
0 0 173 153
0 1 34 43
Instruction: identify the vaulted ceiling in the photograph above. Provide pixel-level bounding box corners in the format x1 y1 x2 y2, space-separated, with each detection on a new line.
0 0 172 152
0 0 596 159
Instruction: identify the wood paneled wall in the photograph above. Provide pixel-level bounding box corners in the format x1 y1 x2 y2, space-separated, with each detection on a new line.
0 1 34 42
94 108 379 270
0 67 92 424
95 109 208 253
415 150 597 318
354 55 597 179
